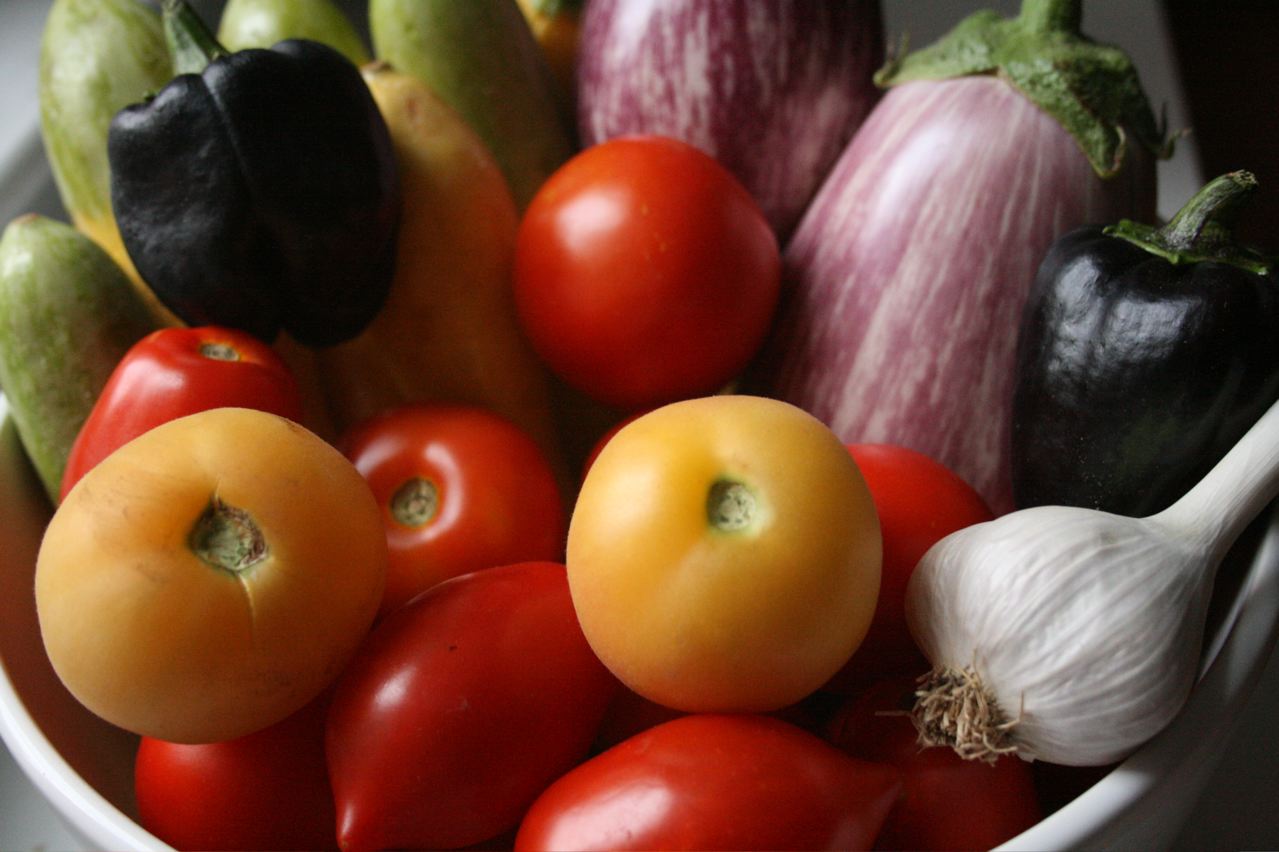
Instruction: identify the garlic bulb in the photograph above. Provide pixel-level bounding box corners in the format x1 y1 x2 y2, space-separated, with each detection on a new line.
905 396 1279 767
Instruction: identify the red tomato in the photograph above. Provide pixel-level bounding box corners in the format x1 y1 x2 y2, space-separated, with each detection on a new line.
338 404 567 614
516 714 901 851
326 561 618 852
134 697 335 851
513 135 780 410
825 444 994 693
824 676 1042 851
60 325 303 499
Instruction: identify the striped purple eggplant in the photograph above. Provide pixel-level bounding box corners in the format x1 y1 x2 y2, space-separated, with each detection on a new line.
749 0 1168 515
577 0 884 239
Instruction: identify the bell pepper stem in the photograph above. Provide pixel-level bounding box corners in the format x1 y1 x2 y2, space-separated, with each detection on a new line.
1104 171 1273 276
1017 0 1082 34
162 0 229 76
1159 170 1258 252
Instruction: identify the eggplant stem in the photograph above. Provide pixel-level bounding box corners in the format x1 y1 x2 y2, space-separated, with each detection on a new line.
163 0 229 76
1018 0 1082 34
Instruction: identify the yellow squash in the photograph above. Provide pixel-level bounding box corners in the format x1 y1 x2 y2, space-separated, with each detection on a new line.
311 64 566 485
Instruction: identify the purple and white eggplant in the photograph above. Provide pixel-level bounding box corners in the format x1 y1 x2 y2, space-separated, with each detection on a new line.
576 0 884 240
749 0 1170 514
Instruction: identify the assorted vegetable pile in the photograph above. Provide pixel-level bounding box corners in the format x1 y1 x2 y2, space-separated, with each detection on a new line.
3 0 1278 850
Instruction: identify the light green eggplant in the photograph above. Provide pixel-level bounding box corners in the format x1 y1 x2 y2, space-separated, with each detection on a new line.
0 215 159 504
369 0 575 209
217 0 370 65
38 0 171 297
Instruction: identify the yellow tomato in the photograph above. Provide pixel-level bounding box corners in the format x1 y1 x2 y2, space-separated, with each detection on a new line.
35 407 387 743
566 395 881 713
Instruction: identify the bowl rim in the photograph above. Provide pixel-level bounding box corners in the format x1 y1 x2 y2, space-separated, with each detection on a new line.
2 389 1279 851
1000 505 1279 849
0 395 172 850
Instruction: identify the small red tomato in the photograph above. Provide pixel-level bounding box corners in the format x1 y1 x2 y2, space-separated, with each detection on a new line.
516 713 902 851
339 404 567 614
825 676 1042 851
60 325 303 499
326 561 618 852
513 135 781 410
825 444 994 693
134 697 336 851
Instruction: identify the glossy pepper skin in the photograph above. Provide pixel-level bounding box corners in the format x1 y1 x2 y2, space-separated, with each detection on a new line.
108 1 399 348
1012 171 1278 517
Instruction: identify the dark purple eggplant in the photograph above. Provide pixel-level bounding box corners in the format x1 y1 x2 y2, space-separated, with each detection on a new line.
576 0 884 240
747 0 1169 514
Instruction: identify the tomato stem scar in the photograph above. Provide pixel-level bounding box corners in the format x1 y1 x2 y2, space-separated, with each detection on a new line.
707 479 755 532
198 340 240 361
189 496 268 573
391 476 439 527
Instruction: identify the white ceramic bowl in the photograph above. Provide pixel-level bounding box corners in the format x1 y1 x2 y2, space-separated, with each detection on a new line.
5 390 1279 852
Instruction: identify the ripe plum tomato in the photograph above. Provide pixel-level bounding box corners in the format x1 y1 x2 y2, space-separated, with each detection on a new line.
513 135 781 410
824 676 1042 850
515 714 903 851
338 404 567 614
566 395 881 713
134 697 336 852
35 408 387 743
325 561 618 852
60 324 304 500
826 444 995 693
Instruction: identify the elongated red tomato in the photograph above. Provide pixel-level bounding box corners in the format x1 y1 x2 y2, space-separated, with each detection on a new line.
825 444 994 693
60 324 303 499
513 135 780 410
134 697 336 852
824 676 1042 851
339 404 567 614
516 713 902 851
326 561 618 852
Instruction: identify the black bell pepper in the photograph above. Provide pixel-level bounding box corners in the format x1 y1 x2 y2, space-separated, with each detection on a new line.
107 0 399 347
1011 170 1278 517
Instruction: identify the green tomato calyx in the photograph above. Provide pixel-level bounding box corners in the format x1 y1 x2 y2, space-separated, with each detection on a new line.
189 496 268 573
707 479 757 533
199 341 240 361
391 476 439 527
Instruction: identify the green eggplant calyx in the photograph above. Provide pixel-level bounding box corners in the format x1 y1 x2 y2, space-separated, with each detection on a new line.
1104 171 1275 277
874 0 1173 178
162 0 230 76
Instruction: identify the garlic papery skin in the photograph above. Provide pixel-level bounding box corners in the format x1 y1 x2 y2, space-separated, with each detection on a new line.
905 395 1279 767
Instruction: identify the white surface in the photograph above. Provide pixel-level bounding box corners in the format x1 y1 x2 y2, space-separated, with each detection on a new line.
0 743 85 852
0 1 1276 850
